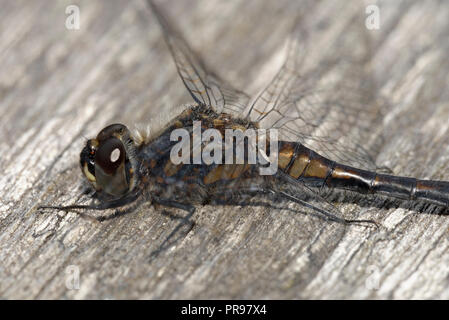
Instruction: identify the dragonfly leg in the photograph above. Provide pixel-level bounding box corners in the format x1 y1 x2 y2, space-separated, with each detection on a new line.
214 183 377 227
37 191 142 221
276 190 378 228
149 197 196 259
277 173 379 227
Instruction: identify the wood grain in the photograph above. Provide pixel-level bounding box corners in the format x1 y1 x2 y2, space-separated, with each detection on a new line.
1 0 449 299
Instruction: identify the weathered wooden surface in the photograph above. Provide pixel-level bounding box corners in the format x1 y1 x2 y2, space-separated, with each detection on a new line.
1 0 449 299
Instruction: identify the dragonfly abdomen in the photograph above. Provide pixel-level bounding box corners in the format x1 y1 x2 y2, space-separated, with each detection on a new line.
278 141 449 207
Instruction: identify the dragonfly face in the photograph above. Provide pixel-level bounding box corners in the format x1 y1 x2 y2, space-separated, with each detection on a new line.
80 123 138 199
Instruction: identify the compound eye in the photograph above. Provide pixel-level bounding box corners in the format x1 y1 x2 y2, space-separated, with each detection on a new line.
94 137 125 175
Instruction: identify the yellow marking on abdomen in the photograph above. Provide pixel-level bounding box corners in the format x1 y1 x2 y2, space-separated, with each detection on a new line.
278 143 294 169
331 166 358 180
303 158 329 179
287 154 310 179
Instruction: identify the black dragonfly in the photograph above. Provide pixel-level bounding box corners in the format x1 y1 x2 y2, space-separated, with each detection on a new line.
39 1 449 252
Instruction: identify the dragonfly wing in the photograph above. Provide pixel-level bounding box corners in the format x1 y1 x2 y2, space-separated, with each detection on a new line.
146 0 250 116
246 4 388 171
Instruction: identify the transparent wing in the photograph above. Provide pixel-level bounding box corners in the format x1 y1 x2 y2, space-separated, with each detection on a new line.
146 0 250 116
246 8 387 171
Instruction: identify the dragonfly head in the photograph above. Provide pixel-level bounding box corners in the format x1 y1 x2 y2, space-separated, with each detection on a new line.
80 123 138 198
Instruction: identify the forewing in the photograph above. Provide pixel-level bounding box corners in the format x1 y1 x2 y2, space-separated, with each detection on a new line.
246 4 387 171
146 0 250 116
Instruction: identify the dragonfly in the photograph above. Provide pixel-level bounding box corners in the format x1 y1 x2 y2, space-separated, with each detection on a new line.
40 1 449 247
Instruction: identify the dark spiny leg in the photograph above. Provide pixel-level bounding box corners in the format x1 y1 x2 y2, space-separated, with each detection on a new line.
278 190 378 228
277 173 379 227
213 185 377 228
37 191 142 221
149 198 196 260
